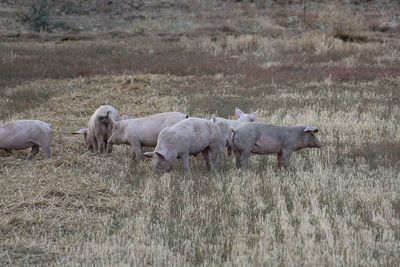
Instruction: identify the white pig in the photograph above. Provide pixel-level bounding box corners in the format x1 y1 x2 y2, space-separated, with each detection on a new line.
73 105 119 154
107 112 188 159
143 118 225 172
211 107 257 156
231 122 322 168
0 120 53 159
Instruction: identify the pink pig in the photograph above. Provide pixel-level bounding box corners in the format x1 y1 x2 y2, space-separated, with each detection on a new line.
231 123 322 168
107 112 188 159
0 120 53 159
143 118 225 172
73 105 119 154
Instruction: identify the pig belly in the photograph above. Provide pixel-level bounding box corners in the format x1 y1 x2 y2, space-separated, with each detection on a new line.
189 144 207 155
190 147 207 156
251 136 280 155
140 133 159 147
1 139 35 150
189 140 209 155
141 139 157 147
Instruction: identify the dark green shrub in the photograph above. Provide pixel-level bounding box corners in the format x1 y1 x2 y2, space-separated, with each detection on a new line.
62 0 84 15
23 0 50 32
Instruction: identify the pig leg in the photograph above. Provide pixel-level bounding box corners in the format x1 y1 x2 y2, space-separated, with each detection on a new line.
129 140 142 160
181 153 190 171
41 145 51 158
129 147 136 159
27 145 40 160
240 152 250 168
97 142 104 154
234 151 241 168
208 149 219 171
96 137 106 154
201 148 211 169
281 150 292 168
234 150 250 168
90 137 97 153
106 142 113 154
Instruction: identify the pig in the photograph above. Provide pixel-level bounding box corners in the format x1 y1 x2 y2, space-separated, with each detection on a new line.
143 118 225 172
231 123 322 168
211 107 258 156
107 112 188 159
0 120 53 159
72 105 119 154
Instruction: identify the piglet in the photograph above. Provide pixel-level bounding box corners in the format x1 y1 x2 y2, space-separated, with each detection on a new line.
107 112 188 159
143 118 225 172
0 120 53 159
73 105 119 154
231 123 322 168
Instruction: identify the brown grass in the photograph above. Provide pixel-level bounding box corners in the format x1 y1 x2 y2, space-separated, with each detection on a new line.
1 73 400 265
1 0 400 265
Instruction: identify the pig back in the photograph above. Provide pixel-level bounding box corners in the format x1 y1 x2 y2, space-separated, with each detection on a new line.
89 105 119 127
125 112 187 147
157 112 188 129
176 118 222 154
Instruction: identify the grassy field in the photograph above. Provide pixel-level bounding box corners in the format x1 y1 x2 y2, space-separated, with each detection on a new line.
1 0 400 265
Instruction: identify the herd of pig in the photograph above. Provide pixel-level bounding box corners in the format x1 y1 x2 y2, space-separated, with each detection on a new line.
0 105 322 171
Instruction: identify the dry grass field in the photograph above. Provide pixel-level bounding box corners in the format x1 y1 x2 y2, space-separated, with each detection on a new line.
1 0 400 265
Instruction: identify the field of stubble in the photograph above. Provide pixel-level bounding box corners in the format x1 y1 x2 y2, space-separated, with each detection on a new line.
1 1 400 265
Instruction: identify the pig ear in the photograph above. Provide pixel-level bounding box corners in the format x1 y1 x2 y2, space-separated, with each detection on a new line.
249 111 258 122
143 152 154 158
304 126 319 133
72 128 87 134
235 107 245 119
